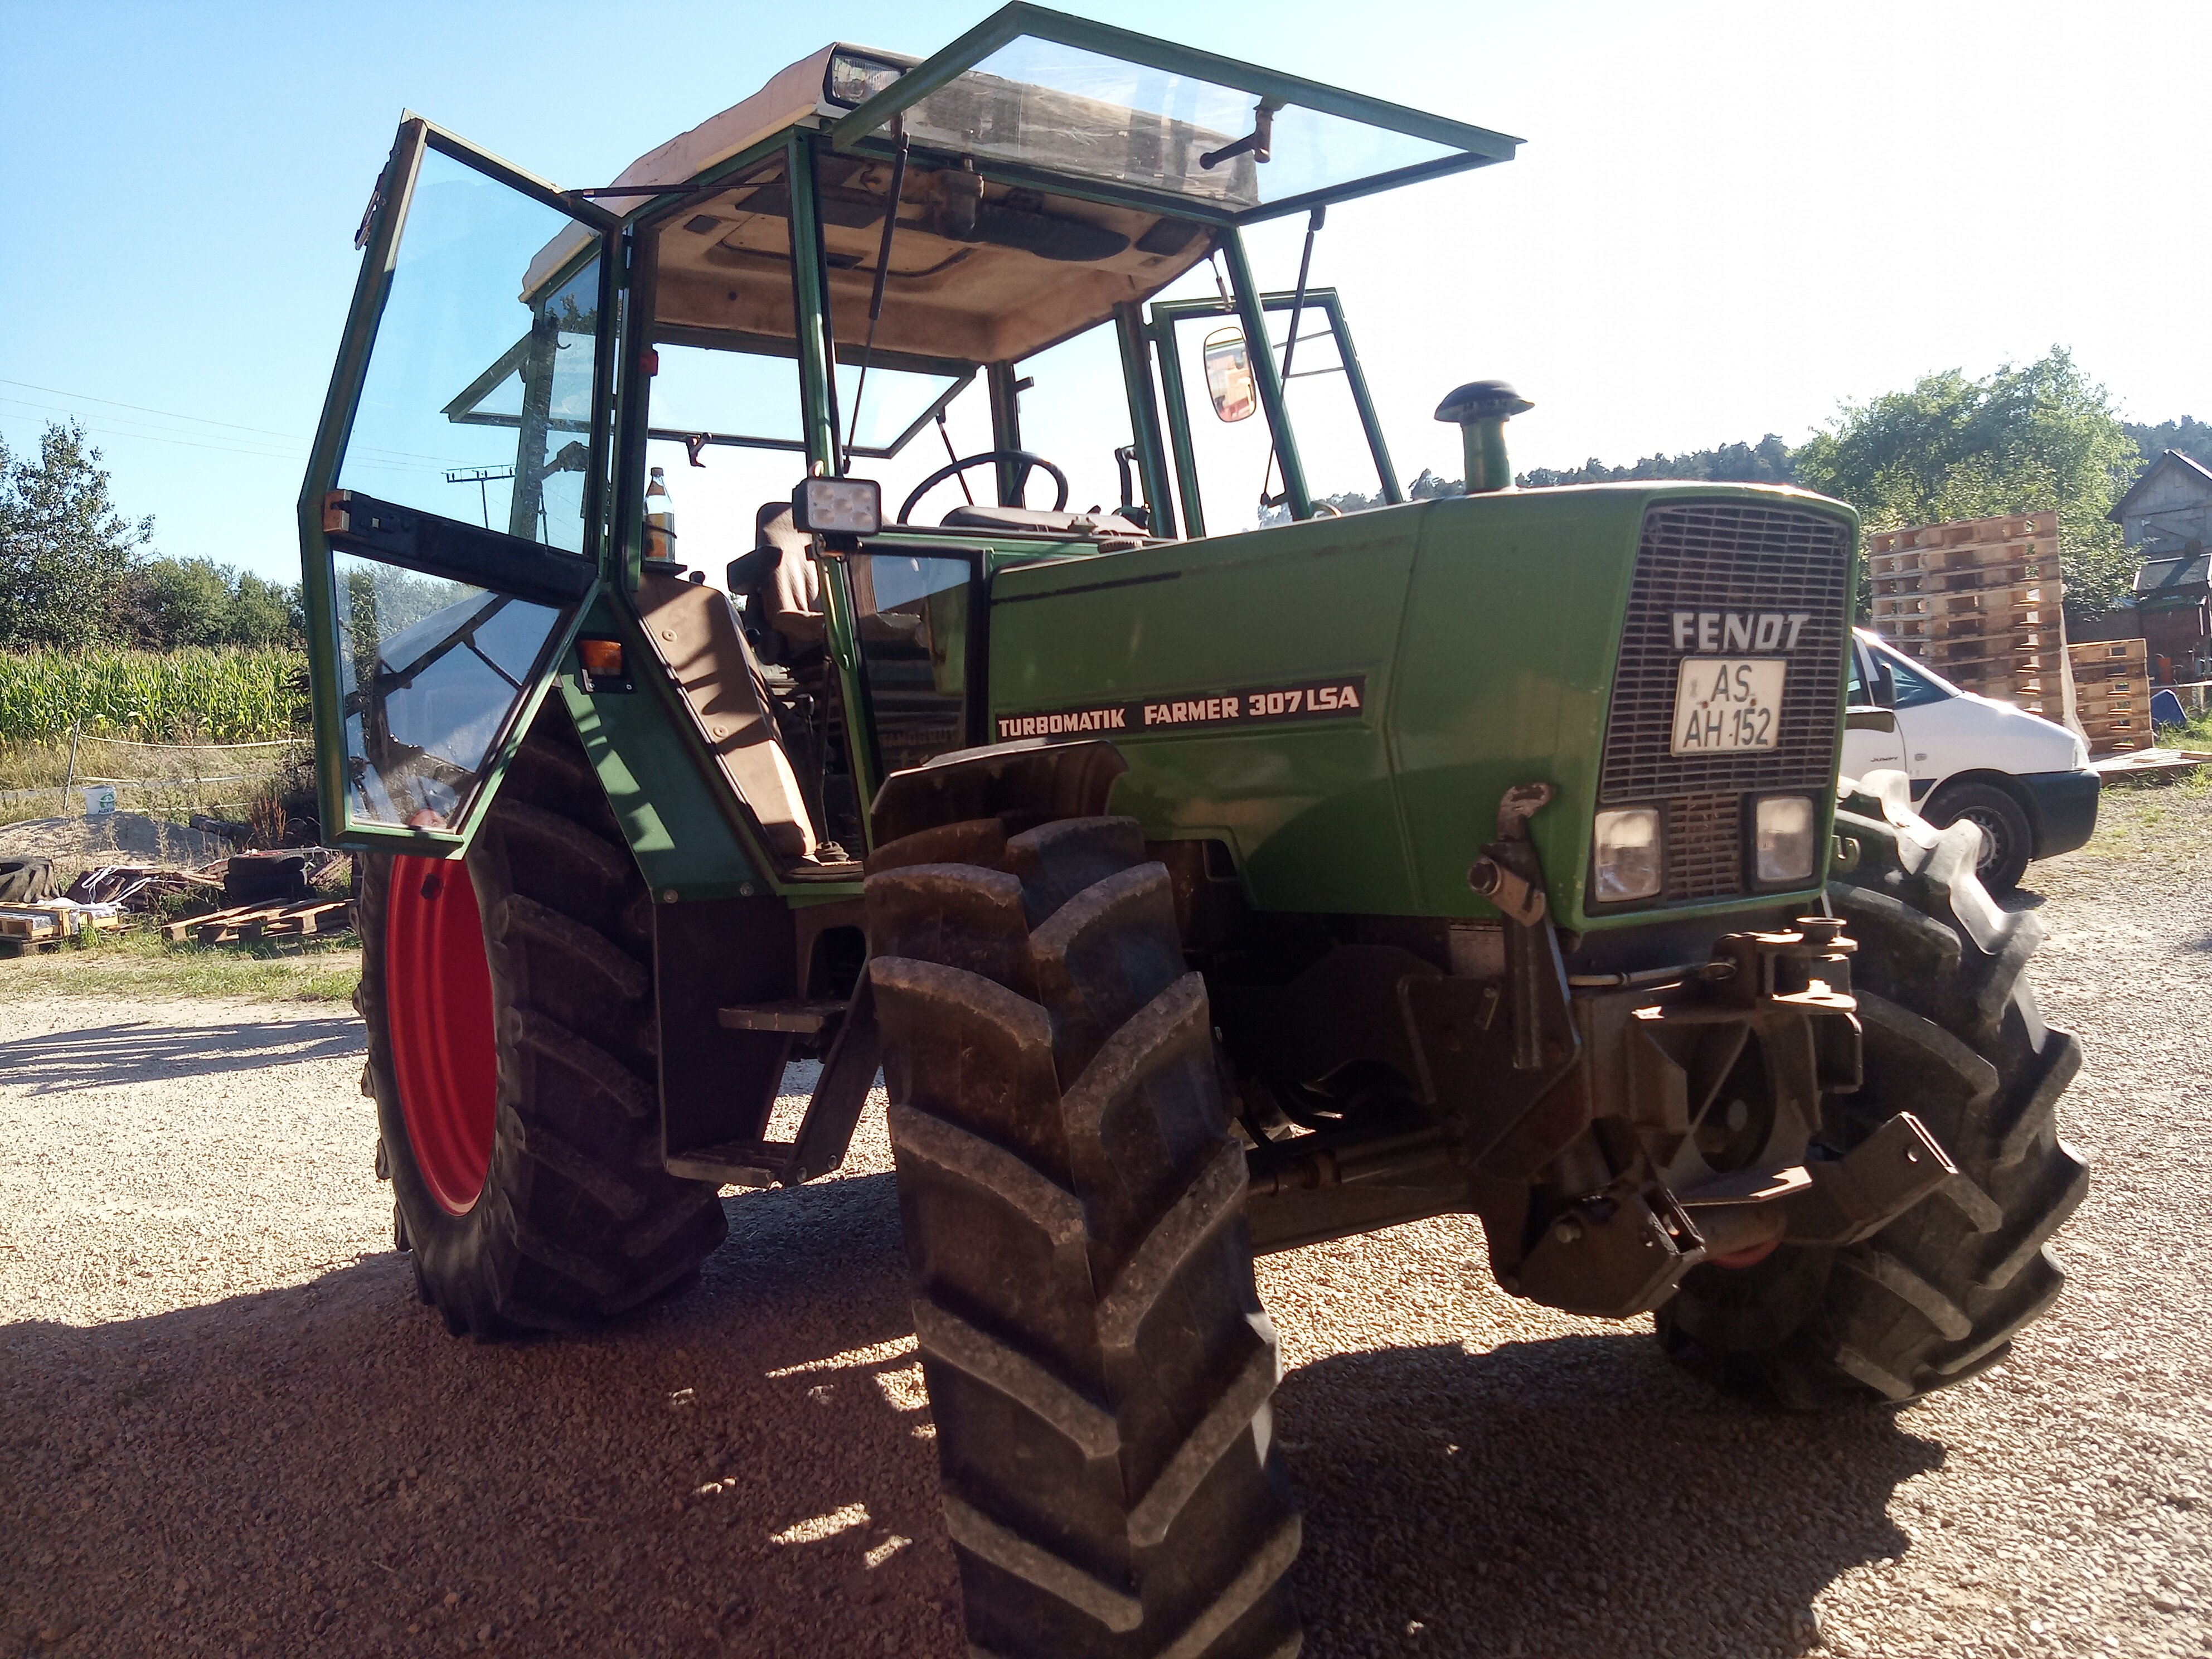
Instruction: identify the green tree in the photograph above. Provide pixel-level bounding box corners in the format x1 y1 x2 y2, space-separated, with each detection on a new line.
0 421 152 647
118 557 304 649
229 571 303 649
2122 415 2212 472
1794 349 2141 619
119 556 236 647
1521 435 1799 489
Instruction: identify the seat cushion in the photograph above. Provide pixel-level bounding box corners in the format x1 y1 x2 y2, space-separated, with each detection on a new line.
754 505 825 644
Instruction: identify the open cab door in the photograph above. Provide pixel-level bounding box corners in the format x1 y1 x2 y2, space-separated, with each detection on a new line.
297 118 620 856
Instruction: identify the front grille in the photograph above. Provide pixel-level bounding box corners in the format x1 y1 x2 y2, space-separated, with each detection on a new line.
1600 501 1851 901
1664 793 1743 900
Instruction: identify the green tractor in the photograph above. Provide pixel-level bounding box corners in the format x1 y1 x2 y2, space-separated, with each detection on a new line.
301 9 2087 1653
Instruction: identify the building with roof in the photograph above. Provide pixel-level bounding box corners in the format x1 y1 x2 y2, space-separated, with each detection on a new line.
2110 448 2212 557
2107 450 2212 680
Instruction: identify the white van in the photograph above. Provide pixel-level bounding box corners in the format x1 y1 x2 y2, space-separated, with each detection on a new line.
1842 628 2101 893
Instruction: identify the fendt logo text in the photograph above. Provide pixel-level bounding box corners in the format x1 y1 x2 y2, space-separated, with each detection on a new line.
1670 610 1812 652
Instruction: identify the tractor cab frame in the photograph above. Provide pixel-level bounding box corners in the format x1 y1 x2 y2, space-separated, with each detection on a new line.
299 3 1519 881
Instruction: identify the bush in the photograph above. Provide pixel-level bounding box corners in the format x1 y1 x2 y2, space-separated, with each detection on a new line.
0 647 305 744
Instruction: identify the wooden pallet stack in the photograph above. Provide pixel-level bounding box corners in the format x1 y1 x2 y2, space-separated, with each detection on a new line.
2068 638 2151 754
0 901 127 958
162 897 355 946
1867 510 2077 725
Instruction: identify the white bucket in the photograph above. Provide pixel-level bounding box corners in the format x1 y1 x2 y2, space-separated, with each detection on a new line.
81 784 117 817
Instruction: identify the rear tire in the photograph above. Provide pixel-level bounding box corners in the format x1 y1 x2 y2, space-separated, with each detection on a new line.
1656 804 2087 1405
868 816 1302 1659
1924 780 2033 895
357 701 726 1336
0 857 54 904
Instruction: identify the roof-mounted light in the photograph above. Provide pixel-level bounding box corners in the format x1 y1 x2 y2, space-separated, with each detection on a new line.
824 50 906 110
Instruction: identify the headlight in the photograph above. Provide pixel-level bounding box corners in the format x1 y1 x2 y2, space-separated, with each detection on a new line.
1593 807 1662 902
1755 795 1817 884
824 50 904 109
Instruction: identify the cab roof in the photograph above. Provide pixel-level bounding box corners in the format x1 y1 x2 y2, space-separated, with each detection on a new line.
526 8 1520 366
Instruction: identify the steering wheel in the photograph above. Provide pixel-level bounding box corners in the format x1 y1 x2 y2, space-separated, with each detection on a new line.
899 449 1069 523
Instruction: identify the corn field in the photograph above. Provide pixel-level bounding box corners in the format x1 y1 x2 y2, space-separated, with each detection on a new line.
0 649 307 744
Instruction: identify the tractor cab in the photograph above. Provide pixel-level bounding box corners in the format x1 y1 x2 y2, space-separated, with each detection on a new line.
299 4 1519 872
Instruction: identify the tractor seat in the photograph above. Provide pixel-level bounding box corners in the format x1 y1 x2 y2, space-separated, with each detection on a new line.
748 503 824 646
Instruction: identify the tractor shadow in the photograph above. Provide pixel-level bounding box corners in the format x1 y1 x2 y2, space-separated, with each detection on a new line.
1277 1331 1941 1659
0 1016 366 1094
0 1167 961 1659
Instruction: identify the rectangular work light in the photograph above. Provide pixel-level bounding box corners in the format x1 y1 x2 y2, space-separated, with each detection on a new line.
792 477 882 539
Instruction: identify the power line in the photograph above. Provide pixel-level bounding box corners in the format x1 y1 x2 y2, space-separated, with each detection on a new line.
0 405 454 473
0 376 311 443
0 408 316 464
0 398 304 459
0 381 473 469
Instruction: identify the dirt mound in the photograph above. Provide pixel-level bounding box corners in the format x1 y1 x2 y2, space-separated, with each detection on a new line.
0 813 235 869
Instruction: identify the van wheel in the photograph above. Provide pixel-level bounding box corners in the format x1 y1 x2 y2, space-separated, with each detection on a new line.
1924 781 2032 894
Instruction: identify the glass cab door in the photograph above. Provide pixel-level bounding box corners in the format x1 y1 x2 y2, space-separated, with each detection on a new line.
298 119 619 853
1151 288 1400 537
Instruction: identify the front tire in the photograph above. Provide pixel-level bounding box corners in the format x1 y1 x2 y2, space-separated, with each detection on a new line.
358 702 726 1336
868 816 1301 1659
1657 803 2087 1405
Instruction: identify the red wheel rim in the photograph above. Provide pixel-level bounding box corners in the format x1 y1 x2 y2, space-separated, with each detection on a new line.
386 856 498 1215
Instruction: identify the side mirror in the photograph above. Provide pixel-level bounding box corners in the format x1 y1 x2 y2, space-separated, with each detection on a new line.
1872 661 1898 708
1202 328 1258 423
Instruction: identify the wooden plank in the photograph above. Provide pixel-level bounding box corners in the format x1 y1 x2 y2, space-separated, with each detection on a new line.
2070 639 2147 663
1871 559 2059 591
1866 509 2058 558
180 899 353 947
171 902 292 944
0 903 120 940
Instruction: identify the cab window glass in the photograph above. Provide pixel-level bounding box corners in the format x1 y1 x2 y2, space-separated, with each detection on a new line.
1164 301 1390 535
848 553 969 774
340 145 601 553
333 553 568 828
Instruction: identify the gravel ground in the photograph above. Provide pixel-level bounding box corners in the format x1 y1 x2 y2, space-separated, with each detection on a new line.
3 792 2209 1659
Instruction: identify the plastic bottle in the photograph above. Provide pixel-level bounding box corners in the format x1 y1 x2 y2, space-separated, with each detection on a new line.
644 466 677 561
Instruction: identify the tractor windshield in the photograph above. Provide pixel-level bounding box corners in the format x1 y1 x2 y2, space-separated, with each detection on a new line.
832 8 1518 222
888 39 1452 215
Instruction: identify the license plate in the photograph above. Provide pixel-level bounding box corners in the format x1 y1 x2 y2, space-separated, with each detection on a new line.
1671 657 1786 755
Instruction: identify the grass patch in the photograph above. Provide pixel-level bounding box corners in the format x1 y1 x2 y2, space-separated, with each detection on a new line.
2048 770 2212 872
1 733 313 837
3 924 361 1003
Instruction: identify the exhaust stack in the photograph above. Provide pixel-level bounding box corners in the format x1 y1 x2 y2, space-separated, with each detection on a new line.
1435 380 1533 494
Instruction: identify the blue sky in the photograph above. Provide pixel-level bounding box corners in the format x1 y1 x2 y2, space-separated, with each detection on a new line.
4 0 2206 582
